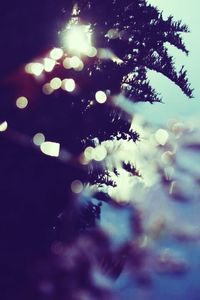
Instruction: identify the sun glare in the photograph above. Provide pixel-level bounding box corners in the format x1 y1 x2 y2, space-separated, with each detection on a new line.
64 25 93 55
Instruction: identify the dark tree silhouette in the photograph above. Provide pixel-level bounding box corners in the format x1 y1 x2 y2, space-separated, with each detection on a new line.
0 1 193 299
76 0 193 102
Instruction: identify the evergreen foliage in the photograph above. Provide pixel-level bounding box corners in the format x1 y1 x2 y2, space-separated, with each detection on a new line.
0 1 193 299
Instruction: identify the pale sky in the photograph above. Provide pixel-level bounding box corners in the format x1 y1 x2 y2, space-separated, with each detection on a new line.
138 0 200 124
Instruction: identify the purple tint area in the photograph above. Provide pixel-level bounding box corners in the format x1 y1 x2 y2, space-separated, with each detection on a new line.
0 1 199 299
0 0 73 77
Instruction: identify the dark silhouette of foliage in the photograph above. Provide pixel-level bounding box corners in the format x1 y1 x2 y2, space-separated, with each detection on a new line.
0 1 193 299
75 0 193 102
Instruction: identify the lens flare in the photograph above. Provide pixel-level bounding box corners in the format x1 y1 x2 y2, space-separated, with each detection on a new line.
95 91 107 104
16 96 28 109
62 79 76 92
0 121 8 132
64 25 92 55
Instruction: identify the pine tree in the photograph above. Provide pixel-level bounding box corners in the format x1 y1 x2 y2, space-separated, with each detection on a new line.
0 1 193 299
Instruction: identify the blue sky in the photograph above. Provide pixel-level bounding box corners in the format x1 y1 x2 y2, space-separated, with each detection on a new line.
138 0 200 124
